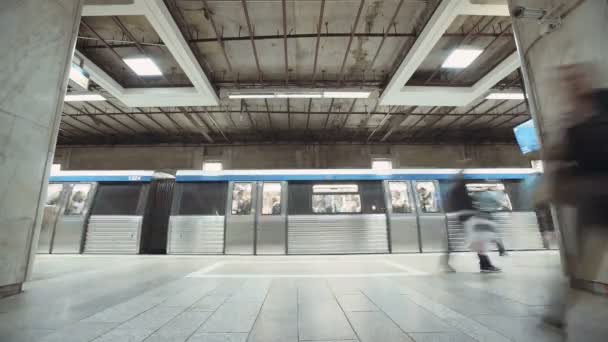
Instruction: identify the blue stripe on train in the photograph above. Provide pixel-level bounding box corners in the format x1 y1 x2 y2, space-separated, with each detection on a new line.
49 175 153 182
175 173 531 182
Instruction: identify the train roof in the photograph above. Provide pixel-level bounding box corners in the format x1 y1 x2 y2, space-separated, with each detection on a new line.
49 171 154 182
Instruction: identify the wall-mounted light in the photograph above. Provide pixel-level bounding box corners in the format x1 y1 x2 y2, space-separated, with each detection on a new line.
442 48 484 69
123 57 163 76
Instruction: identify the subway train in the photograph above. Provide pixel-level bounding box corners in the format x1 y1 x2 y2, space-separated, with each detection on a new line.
38 168 546 255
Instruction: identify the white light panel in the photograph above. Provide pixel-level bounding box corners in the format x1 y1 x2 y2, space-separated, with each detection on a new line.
64 93 106 102
276 93 323 98
228 94 276 99
486 92 525 100
123 57 163 76
442 48 483 69
227 91 372 99
323 91 371 98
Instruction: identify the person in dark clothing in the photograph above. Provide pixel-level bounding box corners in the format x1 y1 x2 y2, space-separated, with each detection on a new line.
443 172 501 273
536 64 608 329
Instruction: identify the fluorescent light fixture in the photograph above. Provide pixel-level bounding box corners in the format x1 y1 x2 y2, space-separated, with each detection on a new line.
64 93 106 102
228 94 275 99
486 92 526 100
123 57 163 76
276 93 323 98
442 48 483 69
226 90 373 99
323 91 371 98
69 63 90 89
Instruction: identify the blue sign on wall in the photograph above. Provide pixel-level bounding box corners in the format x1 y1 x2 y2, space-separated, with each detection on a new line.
514 119 540 154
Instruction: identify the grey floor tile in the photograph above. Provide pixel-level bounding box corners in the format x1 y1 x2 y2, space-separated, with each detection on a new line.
199 301 263 333
298 300 357 341
38 322 118 342
364 293 452 333
473 315 563 342
160 286 217 308
92 328 153 342
190 296 229 312
409 332 477 342
3 328 54 342
397 290 510 341
187 333 248 342
346 311 414 342
119 306 185 331
247 309 298 342
337 294 379 312
144 311 213 342
83 296 167 323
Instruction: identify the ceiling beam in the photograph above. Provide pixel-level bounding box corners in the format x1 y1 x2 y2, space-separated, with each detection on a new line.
368 0 405 71
380 0 514 107
311 0 325 84
337 0 365 85
180 106 214 143
241 0 263 81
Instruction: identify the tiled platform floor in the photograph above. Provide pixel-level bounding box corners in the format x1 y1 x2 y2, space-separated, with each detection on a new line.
1 251 606 342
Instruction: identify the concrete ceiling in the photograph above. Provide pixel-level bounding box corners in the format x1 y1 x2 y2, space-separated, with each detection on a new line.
60 0 529 146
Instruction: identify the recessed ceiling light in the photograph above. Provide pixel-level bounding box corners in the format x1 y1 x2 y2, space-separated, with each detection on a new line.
64 93 106 102
323 91 371 98
486 92 525 100
123 57 163 76
275 93 323 98
442 48 484 69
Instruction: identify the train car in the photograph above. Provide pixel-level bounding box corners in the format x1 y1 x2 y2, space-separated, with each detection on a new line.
40 171 155 254
168 168 545 255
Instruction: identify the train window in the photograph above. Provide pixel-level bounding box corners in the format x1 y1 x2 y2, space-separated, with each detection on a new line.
312 194 361 214
312 184 361 214
178 182 227 215
389 182 412 213
262 182 282 215
45 184 63 207
91 184 142 215
466 183 513 212
64 184 91 215
415 181 440 213
231 183 253 215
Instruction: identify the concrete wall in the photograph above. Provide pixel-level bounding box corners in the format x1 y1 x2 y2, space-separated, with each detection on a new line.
0 0 83 295
510 0 608 285
54 143 529 170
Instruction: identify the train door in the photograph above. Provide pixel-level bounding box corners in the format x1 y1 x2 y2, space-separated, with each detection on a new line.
225 181 258 254
413 180 448 252
37 184 69 253
384 181 420 253
140 179 175 254
255 181 287 255
51 183 97 253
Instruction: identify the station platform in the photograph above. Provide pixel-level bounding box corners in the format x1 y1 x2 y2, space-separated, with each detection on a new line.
1 251 606 342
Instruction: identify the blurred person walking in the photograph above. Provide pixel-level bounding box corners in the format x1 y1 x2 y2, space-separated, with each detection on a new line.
536 64 608 329
443 171 501 273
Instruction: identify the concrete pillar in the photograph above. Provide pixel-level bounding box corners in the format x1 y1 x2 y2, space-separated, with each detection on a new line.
509 0 608 290
0 0 83 297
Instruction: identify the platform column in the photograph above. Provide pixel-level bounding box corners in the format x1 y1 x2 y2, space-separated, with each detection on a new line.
0 0 84 297
509 0 608 292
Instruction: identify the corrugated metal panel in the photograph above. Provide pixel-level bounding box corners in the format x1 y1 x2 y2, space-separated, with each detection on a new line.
447 211 544 251
288 215 389 254
84 216 142 254
167 216 225 254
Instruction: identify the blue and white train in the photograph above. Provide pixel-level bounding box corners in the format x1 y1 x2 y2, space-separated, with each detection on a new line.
39 168 545 255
